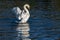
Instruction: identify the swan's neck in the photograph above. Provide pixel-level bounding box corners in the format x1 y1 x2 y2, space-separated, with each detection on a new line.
24 5 29 14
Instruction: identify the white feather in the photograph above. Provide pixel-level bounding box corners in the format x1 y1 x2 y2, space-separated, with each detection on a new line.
12 4 30 23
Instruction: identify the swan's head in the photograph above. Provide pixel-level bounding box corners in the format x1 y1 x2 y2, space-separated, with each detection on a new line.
24 4 30 9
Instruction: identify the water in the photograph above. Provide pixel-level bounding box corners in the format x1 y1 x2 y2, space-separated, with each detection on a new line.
0 9 60 40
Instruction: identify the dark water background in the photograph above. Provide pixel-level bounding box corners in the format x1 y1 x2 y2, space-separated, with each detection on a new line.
0 8 60 40
0 0 60 40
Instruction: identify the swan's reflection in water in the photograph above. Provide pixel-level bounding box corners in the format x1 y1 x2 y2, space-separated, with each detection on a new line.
16 23 31 40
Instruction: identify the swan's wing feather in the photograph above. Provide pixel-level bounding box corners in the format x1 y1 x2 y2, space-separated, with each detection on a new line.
12 7 22 14
12 7 22 20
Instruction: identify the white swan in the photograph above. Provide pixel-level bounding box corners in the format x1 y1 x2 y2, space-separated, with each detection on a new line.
12 4 30 23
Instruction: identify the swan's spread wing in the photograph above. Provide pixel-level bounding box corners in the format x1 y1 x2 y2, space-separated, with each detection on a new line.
12 7 22 20
12 7 22 14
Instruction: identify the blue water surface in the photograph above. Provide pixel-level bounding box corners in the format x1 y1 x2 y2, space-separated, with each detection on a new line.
0 9 60 40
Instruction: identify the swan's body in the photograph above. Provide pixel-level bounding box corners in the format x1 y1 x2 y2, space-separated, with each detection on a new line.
12 4 30 23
